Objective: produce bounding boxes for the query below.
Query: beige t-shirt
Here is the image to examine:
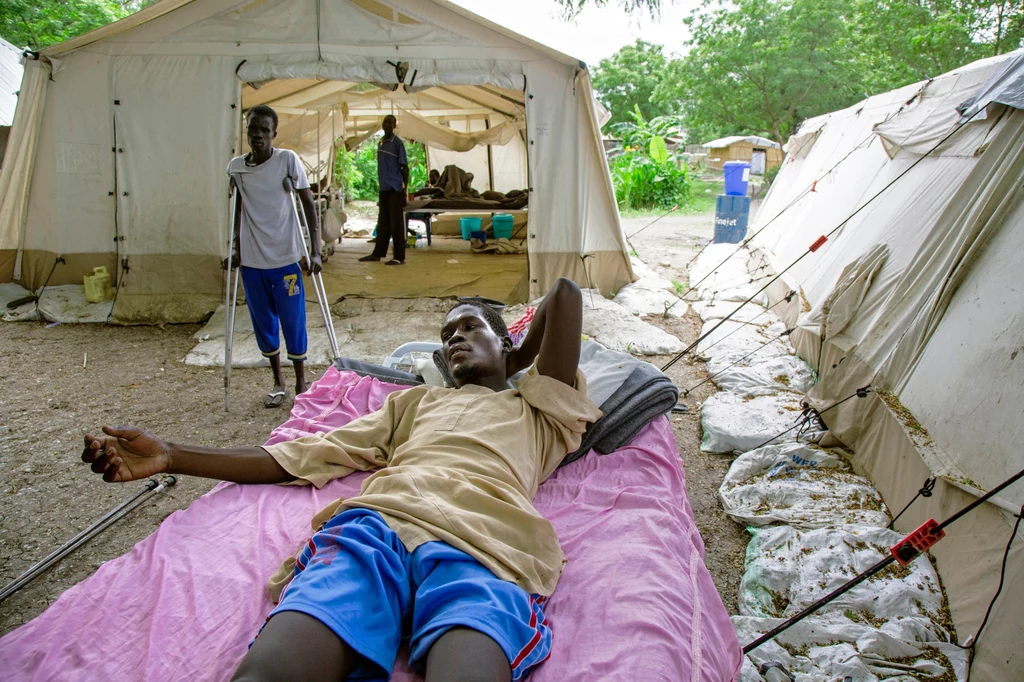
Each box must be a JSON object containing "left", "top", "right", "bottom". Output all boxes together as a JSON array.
[{"left": 264, "top": 368, "right": 601, "bottom": 600}]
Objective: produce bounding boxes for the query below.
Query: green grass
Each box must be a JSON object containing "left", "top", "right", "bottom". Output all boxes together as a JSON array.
[{"left": 618, "top": 177, "right": 725, "bottom": 219}]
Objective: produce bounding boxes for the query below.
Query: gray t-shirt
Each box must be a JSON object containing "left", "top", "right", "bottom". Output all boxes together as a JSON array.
[{"left": 227, "top": 148, "right": 310, "bottom": 270}]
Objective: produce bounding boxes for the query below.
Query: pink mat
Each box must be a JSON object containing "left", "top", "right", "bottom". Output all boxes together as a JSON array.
[{"left": 0, "top": 368, "right": 741, "bottom": 681}]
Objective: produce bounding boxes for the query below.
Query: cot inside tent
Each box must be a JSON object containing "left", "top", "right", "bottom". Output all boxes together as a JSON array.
[
  {"left": 0, "top": 0, "right": 633, "bottom": 323},
  {"left": 746, "top": 49, "right": 1024, "bottom": 679}
]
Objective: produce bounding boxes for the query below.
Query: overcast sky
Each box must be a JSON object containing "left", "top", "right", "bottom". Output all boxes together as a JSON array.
[{"left": 450, "top": 0, "right": 699, "bottom": 66}]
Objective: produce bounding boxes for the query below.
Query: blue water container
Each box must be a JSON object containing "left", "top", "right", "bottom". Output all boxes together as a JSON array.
[
  {"left": 723, "top": 161, "right": 751, "bottom": 196},
  {"left": 713, "top": 194, "right": 751, "bottom": 243}
]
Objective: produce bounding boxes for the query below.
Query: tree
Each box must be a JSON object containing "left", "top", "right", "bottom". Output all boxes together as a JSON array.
[
  {"left": 592, "top": 40, "right": 681, "bottom": 127},
  {"left": 670, "top": 0, "right": 862, "bottom": 148},
  {"left": 0, "top": 0, "right": 133, "bottom": 50},
  {"left": 555, "top": 0, "right": 664, "bottom": 18},
  {"left": 671, "top": 0, "right": 1023, "bottom": 147}
]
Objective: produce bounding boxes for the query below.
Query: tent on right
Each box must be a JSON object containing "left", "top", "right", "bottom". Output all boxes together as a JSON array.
[{"left": 747, "top": 49, "right": 1024, "bottom": 679}]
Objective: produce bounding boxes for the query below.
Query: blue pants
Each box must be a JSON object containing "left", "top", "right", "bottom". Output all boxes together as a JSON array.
[
  {"left": 240, "top": 263, "right": 307, "bottom": 361},
  {"left": 264, "top": 509, "right": 552, "bottom": 681}
]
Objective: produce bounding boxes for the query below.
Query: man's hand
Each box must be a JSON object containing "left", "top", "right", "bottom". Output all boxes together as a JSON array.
[
  {"left": 82, "top": 426, "right": 171, "bottom": 483},
  {"left": 222, "top": 251, "right": 240, "bottom": 270},
  {"left": 307, "top": 253, "right": 323, "bottom": 275}
]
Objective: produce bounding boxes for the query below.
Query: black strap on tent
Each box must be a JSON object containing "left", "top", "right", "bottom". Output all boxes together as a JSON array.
[
  {"left": 661, "top": 105, "right": 988, "bottom": 374},
  {"left": 743, "top": 465, "right": 1024, "bottom": 654},
  {"left": 887, "top": 477, "right": 937, "bottom": 529},
  {"left": 966, "top": 504, "right": 1023, "bottom": 650}
]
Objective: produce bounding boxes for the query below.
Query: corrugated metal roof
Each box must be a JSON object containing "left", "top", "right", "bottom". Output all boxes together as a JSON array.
[
  {"left": 702, "top": 135, "right": 780, "bottom": 149},
  {"left": 0, "top": 38, "right": 24, "bottom": 127}
]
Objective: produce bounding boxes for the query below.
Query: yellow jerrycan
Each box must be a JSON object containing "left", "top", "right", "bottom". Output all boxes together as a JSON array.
[{"left": 84, "top": 266, "right": 114, "bottom": 303}]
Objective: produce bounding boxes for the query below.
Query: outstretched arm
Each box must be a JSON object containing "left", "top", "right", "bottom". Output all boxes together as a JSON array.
[
  {"left": 82, "top": 426, "right": 293, "bottom": 484},
  {"left": 506, "top": 277, "right": 582, "bottom": 386}
]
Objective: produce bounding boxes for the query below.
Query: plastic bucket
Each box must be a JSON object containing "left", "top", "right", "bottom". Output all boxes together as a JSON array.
[
  {"left": 470, "top": 230, "right": 487, "bottom": 244},
  {"left": 723, "top": 161, "right": 751, "bottom": 196},
  {"left": 713, "top": 194, "right": 751, "bottom": 243},
  {"left": 491, "top": 214, "right": 514, "bottom": 239},
  {"left": 460, "top": 217, "right": 482, "bottom": 240}
]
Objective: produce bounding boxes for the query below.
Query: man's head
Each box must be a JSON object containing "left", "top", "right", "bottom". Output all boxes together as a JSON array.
[
  {"left": 382, "top": 114, "right": 397, "bottom": 137},
  {"left": 440, "top": 301, "right": 511, "bottom": 388},
  {"left": 246, "top": 105, "right": 278, "bottom": 155},
  {"left": 428, "top": 169, "right": 440, "bottom": 186}
]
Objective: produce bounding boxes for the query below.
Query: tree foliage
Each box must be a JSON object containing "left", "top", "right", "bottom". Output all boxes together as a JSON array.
[
  {"left": 592, "top": 40, "right": 681, "bottom": 126},
  {"left": 554, "top": 0, "right": 663, "bottom": 18},
  {"left": 0, "top": 0, "right": 136, "bottom": 50},
  {"left": 618, "top": 0, "right": 1024, "bottom": 147}
]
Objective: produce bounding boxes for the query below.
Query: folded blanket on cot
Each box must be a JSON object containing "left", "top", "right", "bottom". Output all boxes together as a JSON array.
[{"left": 0, "top": 368, "right": 740, "bottom": 681}]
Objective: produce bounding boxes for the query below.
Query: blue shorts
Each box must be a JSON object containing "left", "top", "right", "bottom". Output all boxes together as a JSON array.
[
  {"left": 263, "top": 509, "right": 552, "bottom": 681},
  {"left": 240, "top": 263, "right": 307, "bottom": 361}
]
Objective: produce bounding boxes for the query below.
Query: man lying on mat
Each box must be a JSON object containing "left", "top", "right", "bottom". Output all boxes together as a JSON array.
[{"left": 82, "top": 277, "right": 600, "bottom": 682}]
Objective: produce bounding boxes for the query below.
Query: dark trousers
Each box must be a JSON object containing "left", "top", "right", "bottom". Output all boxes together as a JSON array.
[{"left": 372, "top": 189, "right": 407, "bottom": 261}]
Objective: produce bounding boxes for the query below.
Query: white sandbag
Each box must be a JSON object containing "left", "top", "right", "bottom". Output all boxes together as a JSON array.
[
  {"left": 719, "top": 443, "right": 890, "bottom": 529},
  {"left": 612, "top": 257, "right": 687, "bottom": 318},
  {"left": 696, "top": 319, "right": 790, "bottom": 364},
  {"left": 693, "top": 300, "right": 777, "bottom": 324},
  {"left": 688, "top": 243, "right": 750, "bottom": 288},
  {"left": 733, "top": 524, "right": 965, "bottom": 681},
  {"left": 700, "top": 391, "right": 822, "bottom": 454},
  {"left": 579, "top": 289, "right": 685, "bottom": 356},
  {"left": 35, "top": 285, "right": 113, "bottom": 323},
  {"left": 733, "top": 613, "right": 967, "bottom": 682},
  {"left": 711, "top": 355, "right": 815, "bottom": 394},
  {"left": 0, "top": 282, "right": 33, "bottom": 311},
  {"left": 699, "top": 279, "right": 769, "bottom": 307},
  {"left": 739, "top": 525, "right": 946, "bottom": 625}
]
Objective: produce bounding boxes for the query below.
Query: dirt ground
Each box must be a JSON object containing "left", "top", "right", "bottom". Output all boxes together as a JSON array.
[{"left": 0, "top": 209, "right": 748, "bottom": 635}]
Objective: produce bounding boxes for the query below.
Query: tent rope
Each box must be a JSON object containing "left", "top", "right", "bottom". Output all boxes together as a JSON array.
[{"left": 887, "top": 477, "right": 937, "bottom": 529}]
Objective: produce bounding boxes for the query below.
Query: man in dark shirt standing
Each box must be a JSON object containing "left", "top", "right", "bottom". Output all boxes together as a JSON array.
[{"left": 360, "top": 115, "right": 409, "bottom": 265}]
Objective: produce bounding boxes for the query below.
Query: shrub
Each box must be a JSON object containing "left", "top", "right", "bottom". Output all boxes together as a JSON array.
[{"left": 610, "top": 149, "right": 691, "bottom": 211}]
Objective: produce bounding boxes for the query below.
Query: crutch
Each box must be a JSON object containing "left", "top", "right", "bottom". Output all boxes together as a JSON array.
[
  {"left": 224, "top": 179, "right": 242, "bottom": 411},
  {"left": 284, "top": 177, "right": 342, "bottom": 361},
  {"left": 0, "top": 476, "right": 177, "bottom": 603}
]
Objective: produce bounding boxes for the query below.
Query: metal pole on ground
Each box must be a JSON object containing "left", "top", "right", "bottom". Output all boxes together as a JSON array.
[{"left": 0, "top": 476, "right": 177, "bottom": 603}]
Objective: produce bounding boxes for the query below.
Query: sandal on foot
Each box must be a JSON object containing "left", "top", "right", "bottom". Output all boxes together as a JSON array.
[
  {"left": 359, "top": 255, "right": 381, "bottom": 262},
  {"left": 385, "top": 259, "right": 405, "bottom": 266},
  {"left": 264, "top": 390, "right": 288, "bottom": 408}
]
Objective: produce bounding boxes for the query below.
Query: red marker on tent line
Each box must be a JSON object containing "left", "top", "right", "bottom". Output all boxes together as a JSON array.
[
  {"left": 809, "top": 235, "right": 828, "bottom": 252},
  {"left": 890, "top": 519, "right": 945, "bottom": 566}
]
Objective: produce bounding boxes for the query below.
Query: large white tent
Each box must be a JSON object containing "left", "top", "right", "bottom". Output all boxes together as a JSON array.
[
  {"left": 0, "top": 0, "right": 633, "bottom": 322},
  {"left": 749, "top": 50, "right": 1024, "bottom": 679}
]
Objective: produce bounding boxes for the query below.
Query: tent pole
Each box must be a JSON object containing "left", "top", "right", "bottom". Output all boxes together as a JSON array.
[{"left": 485, "top": 117, "right": 495, "bottom": 191}]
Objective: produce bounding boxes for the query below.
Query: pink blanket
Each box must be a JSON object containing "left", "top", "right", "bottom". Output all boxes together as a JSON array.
[{"left": 0, "top": 368, "right": 741, "bottom": 681}]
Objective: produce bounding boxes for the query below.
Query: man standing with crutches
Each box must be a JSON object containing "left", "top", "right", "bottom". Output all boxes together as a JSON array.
[{"left": 225, "top": 104, "right": 321, "bottom": 408}]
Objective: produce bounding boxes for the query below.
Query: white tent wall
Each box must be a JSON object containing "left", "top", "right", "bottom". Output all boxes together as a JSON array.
[
  {"left": 427, "top": 117, "right": 492, "bottom": 190},
  {"left": 525, "top": 62, "right": 631, "bottom": 300},
  {"left": 1, "top": 0, "right": 633, "bottom": 321},
  {"left": 748, "top": 52, "right": 1024, "bottom": 678},
  {"left": 0, "top": 60, "right": 50, "bottom": 282}
]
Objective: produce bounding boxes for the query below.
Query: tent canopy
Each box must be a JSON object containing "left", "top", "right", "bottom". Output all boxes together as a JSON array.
[
  {"left": 702, "top": 135, "right": 780, "bottom": 149},
  {"left": 0, "top": 0, "right": 633, "bottom": 321},
  {"left": 748, "top": 48, "right": 1024, "bottom": 679}
]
